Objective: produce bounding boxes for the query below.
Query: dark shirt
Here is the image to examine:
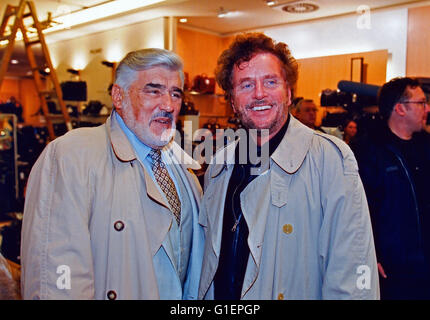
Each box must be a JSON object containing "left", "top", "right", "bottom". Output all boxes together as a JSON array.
[
  {"left": 389, "top": 131, "right": 430, "bottom": 260},
  {"left": 213, "top": 116, "right": 290, "bottom": 300},
  {"left": 354, "top": 125, "right": 430, "bottom": 299},
  {"left": 389, "top": 132, "right": 429, "bottom": 216}
]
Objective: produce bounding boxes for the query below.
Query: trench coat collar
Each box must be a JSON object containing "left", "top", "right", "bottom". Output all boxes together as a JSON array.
[
  {"left": 108, "top": 110, "right": 137, "bottom": 162},
  {"left": 108, "top": 110, "right": 201, "bottom": 170},
  {"left": 210, "top": 115, "right": 313, "bottom": 177},
  {"left": 107, "top": 110, "right": 200, "bottom": 214},
  {"left": 271, "top": 115, "right": 314, "bottom": 174}
]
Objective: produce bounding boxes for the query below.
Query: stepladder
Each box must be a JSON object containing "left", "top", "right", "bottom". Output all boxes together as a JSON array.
[{"left": 0, "top": 0, "right": 72, "bottom": 141}]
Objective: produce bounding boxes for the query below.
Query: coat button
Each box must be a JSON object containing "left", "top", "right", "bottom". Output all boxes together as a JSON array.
[
  {"left": 283, "top": 224, "right": 293, "bottom": 234},
  {"left": 278, "top": 293, "right": 284, "bottom": 300},
  {"left": 114, "top": 220, "right": 124, "bottom": 231},
  {"left": 107, "top": 290, "right": 117, "bottom": 300}
]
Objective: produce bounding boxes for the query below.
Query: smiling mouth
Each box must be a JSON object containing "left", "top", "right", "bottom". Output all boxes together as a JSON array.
[{"left": 250, "top": 105, "right": 272, "bottom": 111}]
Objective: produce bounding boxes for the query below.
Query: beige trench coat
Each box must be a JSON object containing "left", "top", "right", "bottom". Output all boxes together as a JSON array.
[
  {"left": 21, "top": 112, "right": 204, "bottom": 300},
  {"left": 198, "top": 116, "right": 379, "bottom": 300}
]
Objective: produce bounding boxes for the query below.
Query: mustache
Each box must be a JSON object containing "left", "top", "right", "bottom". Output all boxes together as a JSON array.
[{"left": 150, "top": 111, "right": 174, "bottom": 122}]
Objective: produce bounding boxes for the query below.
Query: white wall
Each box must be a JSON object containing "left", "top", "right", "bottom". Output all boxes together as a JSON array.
[
  {"left": 264, "top": 7, "right": 408, "bottom": 82},
  {"left": 47, "top": 17, "right": 167, "bottom": 106}
]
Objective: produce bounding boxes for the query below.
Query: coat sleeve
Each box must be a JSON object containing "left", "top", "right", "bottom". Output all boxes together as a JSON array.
[
  {"left": 317, "top": 137, "right": 379, "bottom": 299},
  {"left": 21, "top": 138, "right": 95, "bottom": 299}
]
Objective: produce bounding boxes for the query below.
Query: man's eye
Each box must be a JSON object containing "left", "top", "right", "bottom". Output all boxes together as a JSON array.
[
  {"left": 171, "top": 92, "right": 182, "bottom": 99},
  {"left": 144, "top": 89, "right": 161, "bottom": 95},
  {"left": 264, "top": 79, "right": 278, "bottom": 87},
  {"left": 240, "top": 82, "right": 254, "bottom": 90}
]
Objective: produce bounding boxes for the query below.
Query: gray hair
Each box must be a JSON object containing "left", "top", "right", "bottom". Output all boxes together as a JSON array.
[
  {"left": 114, "top": 48, "right": 184, "bottom": 90},
  {"left": 291, "top": 98, "right": 315, "bottom": 114}
]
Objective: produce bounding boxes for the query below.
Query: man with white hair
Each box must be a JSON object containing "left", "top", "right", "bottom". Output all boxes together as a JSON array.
[
  {"left": 21, "top": 48, "right": 204, "bottom": 300},
  {"left": 291, "top": 98, "right": 325, "bottom": 133}
]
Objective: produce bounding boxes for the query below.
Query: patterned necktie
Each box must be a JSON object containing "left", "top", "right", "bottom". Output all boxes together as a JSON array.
[{"left": 149, "top": 149, "right": 181, "bottom": 225}]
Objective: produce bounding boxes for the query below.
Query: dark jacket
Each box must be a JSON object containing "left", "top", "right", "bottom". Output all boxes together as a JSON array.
[{"left": 353, "top": 125, "right": 430, "bottom": 281}]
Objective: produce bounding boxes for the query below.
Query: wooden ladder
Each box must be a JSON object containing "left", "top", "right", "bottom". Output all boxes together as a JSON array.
[{"left": 0, "top": 0, "right": 72, "bottom": 140}]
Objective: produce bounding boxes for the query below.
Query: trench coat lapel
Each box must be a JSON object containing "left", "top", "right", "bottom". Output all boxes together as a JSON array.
[
  {"left": 142, "top": 168, "right": 173, "bottom": 257},
  {"left": 207, "top": 140, "right": 237, "bottom": 256},
  {"left": 108, "top": 111, "right": 173, "bottom": 257},
  {"left": 239, "top": 171, "right": 271, "bottom": 295},
  {"left": 168, "top": 141, "right": 202, "bottom": 209},
  {"left": 198, "top": 141, "right": 237, "bottom": 298},
  {"left": 271, "top": 115, "right": 314, "bottom": 174}
]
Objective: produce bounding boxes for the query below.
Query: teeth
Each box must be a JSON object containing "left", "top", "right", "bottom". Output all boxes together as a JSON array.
[{"left": 252, "top": 105, "right": 271, "bottom": 111}]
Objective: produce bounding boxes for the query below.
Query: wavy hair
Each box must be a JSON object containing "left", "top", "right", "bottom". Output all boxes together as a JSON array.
[
  {"left": 215, "top": 32, "right": 298, "bottom": 101},
  {"left": 114, "top": 48, "right": 184, "bottom": 90}
]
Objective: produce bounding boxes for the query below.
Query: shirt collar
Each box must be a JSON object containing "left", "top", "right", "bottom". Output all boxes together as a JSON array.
[
  {"left": 210, "top": 115, "right": 314, "bottom": 177},
  {"left": 109, "top": 110, "right": 137, "bottom": 162}
]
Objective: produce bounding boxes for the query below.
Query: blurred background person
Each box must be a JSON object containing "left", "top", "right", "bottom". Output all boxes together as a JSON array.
[
  {"left": 354, "top": 77, "right": 430, "bottom": 300},
  {"left": 343, "top": 119, "right": 358, "bottom": 145},
  {"left": 291, "top": 98, "right": 325, "bottom": 133}
]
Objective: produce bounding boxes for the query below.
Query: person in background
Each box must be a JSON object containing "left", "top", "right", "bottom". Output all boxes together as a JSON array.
[
  {"left": 343, "top": 119, "right": 358, "bottom": 145},
  {"left": 21, "top": 48, "right": 204, "bottom": 300},
  {"left": 0, "top": 252, "right": 19, "bottom": 299},
  {"left": 354, "top": 77, "right": 430, "bottom": 299},
  {"left": 291, "top": 98, "right": 325, "bottom": 133},
  {"left": 198, "top": 32, "right": 379, "bottom": 300}
]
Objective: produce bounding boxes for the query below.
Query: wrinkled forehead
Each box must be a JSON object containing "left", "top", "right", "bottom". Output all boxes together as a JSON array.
[
  {"left": 131, "top": 67, "right": 182, "bottom": 88},
  {"left": 233, "top": 52, "right": 285, "bottom": 81}
]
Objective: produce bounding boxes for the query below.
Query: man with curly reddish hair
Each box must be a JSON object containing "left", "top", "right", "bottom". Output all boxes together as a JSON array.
[{"left": 198, "top": 33, "right": 379, "bottom": 300}]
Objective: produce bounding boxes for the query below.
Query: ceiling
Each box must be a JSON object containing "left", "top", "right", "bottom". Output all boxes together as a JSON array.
[{"left": 1, "top": 0, "right": 429, "bottom": 77}]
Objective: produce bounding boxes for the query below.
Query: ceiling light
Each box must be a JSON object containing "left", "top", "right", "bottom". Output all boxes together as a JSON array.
[
  {"left": 282, "top": 2, "right": 319, "bottom": 13},
  {"left": 179, "top": 18, "right": 187, "bottom": 23},
  {"left": 11, "top": 59, "right": 19, "bottom": 64},
  {"left": 266, "top": 0, "right": 276, "bottom": 6},
  {"left": 45, "top": 0, "right": 166, "bottom": 32}
]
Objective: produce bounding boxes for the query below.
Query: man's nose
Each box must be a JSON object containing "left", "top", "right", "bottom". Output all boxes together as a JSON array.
[
  {"left": 159, "top": 94, "right": 174, "bottom": 112},
  {"left": 253, "top": 81, "right": 267, "bottom": 100}
]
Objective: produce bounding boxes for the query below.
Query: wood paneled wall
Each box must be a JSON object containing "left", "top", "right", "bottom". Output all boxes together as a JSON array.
[
  {"left": 296, "top": 50, "right": 388, "bottom": 103},
  {"left": 177, "top": 27, "right": 233, "bottom": 95},
  {"left": 296, "top": 50, "right": 388, "bottom": 125},
  {"left": 407, "top": 6, "right": 430, "bottom": 77},
  {"left": 0, "top": 78, "right": 40, "bottom": 124},
  {"left": 177, "top": 26, "right": 388, "bottom": 127},
  {"left": 177, "top": 27, "right": 234, "bottom": 127}
]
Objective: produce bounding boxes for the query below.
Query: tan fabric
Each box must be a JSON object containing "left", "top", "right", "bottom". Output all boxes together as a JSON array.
[
  {"left": 21, "top": 112, "right": 204, "bottom": 300},
  {"left": 199, "top": 116, "right": 379, "bottom": 300}
]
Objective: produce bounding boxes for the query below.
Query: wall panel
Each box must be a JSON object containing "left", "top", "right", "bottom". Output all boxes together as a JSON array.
[{"left": 406, "top": 6, "right": 430, "bottom": 77}]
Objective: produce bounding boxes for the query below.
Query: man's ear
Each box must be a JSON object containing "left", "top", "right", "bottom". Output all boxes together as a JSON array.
[
  {"left": 286, "top": 86, "right": 292, "bottom": 106},
  {"left": 111, "top": 84, "right": 125, "bottom": 111},
  {"left": 394, "top": 102, "right": 407, "bottom": 116},
  {"left": 230, "top": 97, "right": 236, "bottom": 114}
]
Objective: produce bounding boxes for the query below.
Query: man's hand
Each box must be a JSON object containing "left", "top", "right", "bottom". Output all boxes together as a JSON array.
[{"left": 377, "top": 263, "right": 387, "bottom": 278}]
